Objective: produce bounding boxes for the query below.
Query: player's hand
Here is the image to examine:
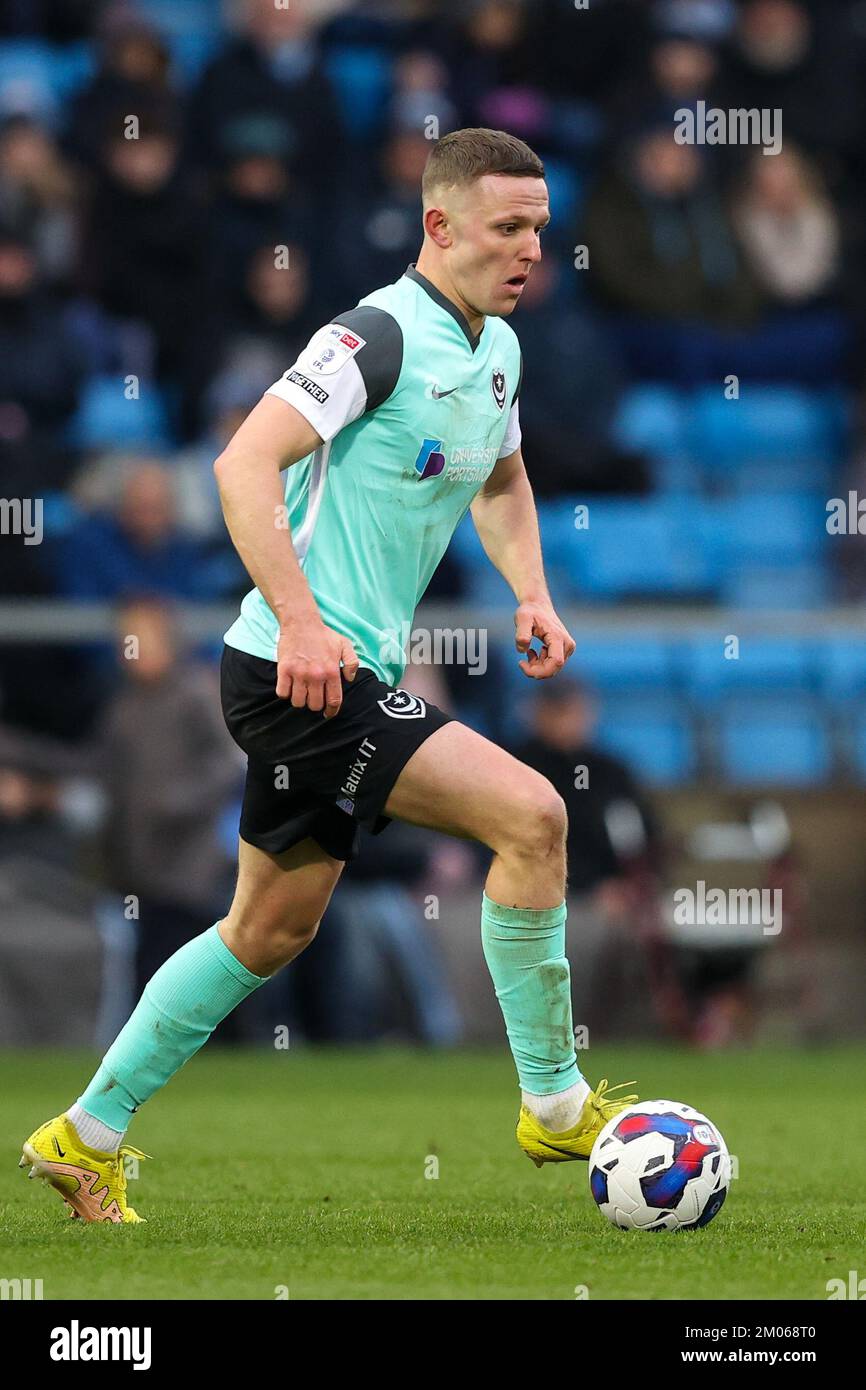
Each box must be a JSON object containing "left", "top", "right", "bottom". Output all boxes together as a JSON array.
[
  {"left": 514, "top": 599, "right": 576, "bottom": 679},
  {"left": 276, "top": 618, "right": 359, "bottom": 718}
]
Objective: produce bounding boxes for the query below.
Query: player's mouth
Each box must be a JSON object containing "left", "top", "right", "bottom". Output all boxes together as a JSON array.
[{"left": 504, "top": 273, "right": 529, "bottom": 293}]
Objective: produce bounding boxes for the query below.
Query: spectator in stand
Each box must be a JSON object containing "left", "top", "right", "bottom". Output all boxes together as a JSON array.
[
  {"left": 216, "top": 238, "right": 320, "bottom": 371},
  {"left": 508, "top": 677, "right": 677, "bottom": 1040},
  {"left": 65, "top": 16, "right": 178, "bottom": 173},
  {"left": 330, "top": 120, "right": 432, "bottom": 305},
  {"left": 583, "top": 126, "right": 762, "bottom": 328},
  {"left": 172, "top": 348, "right": 288, "bottom": 558},
  {"left": 731, "top": 144, "right": 841, "bottom": 308},
  {"left": 187, "top": 0, "right": 343, "bottom": 206},
  {"left": 58, "top": 460, "right": 219, "bottom": 601},
  {"left": 0, "top": 224, "right": 84, "bottom": 484},
  {"left": 204, "top": 115, "right": 319, "bottom": 329},
  {"left": 0, "top": 116, "right": 79, "bottom": 287},
  {"left": 79, "top": 106, "right": 211, "bottom": 436},
  {"left": 720, "top": 0, "right": 864, "bottom": 176},
  {"left": 607, "top": 24, "right": 726, "bottom": 150},
  {"left": 95, "top": 598, "right": 241, "bottom": 1003}
]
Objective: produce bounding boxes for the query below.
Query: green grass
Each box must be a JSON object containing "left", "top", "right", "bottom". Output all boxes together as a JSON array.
[{"left": 1, "top": 1044, "right": 864, "bottom": 1300}]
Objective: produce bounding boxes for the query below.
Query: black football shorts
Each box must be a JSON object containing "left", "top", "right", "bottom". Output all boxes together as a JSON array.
[{"left": 220, "top": 644, "right": 453, "bottom": 861}]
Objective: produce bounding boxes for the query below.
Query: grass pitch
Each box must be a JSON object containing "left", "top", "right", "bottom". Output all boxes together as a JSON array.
[{"left": 2, "top": 1044, "right": 864, "bottom": 1300}]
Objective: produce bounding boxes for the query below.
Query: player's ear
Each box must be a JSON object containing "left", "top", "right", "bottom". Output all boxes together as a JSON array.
[{"left": 423, "top": 203, "right": 451, "bottom": 248}]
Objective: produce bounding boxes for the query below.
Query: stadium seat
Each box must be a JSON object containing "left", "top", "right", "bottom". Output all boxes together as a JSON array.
[
  {"left": 685, "top": 384, "right": 847, "bottom": 471},
  {"left": 818, "top": 637, "right": 866, "bottom": 705},
  {"left": 67, "top": 375, "right": 172, "bottom": 450},
  {"left": 0, "top": 39, "right": 92, "bottom": 121},
  {"left": 323, "top": 45, "right": 393, "bottom": 138},
  {"left": 717, "top": 697, "right": 831, "bottom": 785},
  {"left": 595, "top": 695, "right": 696, "bottom": 786},
  {"left": 719, "top": 564, "right": 832, "bottom": 609},
  {"left": 565, "top": 498, "right": 712, "bottom": 599},
  {"left": 555, "top": 634, "right": 673, "bottom": 690},
  {"left": 677, "top": 635, "right": 816, "bottom": 703},
  {"left": 612, "top": 385, "right": 687, "bottom": 460}
]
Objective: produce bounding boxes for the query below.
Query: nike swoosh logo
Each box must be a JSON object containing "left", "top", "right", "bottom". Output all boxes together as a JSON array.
[
  {"left": 432, "top": 385, "right": 458, "bottom": 399},
  {"left": 54, "top": 1137, "right": 66, "bottom": 1157}
]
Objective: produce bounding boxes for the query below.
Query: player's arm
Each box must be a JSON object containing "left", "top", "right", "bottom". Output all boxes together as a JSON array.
[
  {"left": 215, "top": 308, "right": 403, "bottom": 716},
  {"left": 214, "top": 393, "right": 359, "bottom": 717},
  {"left": 470, "top": 441, "right": 576, "bottom": 680}
]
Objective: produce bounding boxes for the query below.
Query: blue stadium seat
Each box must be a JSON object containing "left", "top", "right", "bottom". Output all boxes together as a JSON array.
[
  {"left": 67, "top": 376, "right": 172, "bottom": 450},
  {"left": 719, "top": 565, "right": 832, "bottom": 609},
  {"left": 595, "top": 696, "right": 696, "bottom": 786},
  {"left": 717, "top": 698, "right": 831, "bottom": 784},
  {"left": 612, "top": 385, "right": 687, "bottom": 460},
  {"left": 818, "top": 638, "right": 866, "bottom": 705},
  {"left": 540, "top": 156, "right": 581, "bottom": 229},
  {"left": 685, "top": 384, "right": 847, "bottom": 471},
  {"left": 566, "top": 498, "right": 712, "bottom": 599},
  {"left": 677, "top": 636, "right": 815, "bottom": 703},
  {"left": 323, "top": 46, "right": 392, "bottom": 138},
  {"left": 559, "top": 634, "right": 673, "bottom": 690},
  {"left": 0, "top": 40, "right": 92, "bottom": 121}
]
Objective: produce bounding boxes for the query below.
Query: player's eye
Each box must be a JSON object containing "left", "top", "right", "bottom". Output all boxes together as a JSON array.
[{"left": 499, "top": 224, "right": 517, "bottom": 234}]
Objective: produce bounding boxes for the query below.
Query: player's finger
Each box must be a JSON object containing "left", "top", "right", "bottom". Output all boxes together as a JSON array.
[
  {"left": 514, "top": 610, "right": 534, "bottom": 652},
  {"left": 340, "top": 641, "right": 360, "bottom": 682},
  {"left": 303, "top": 668, "right": 327, "bottom": 713},
  {"left": 290, "top": 676, "right": 311, "bottom": 709},
  {"left": 546, "top": 635, "right": 566, "bottom": 669},
  {"left": 323, "top": 669, "right": 343, "bottom": 719},
  {"left": 276, "top": 665, "right": 293, "bottom": 700}
]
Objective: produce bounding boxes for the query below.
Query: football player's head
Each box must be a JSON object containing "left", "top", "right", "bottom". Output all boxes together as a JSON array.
[{"left": 419, "top": 127, "right": 549, "bottom": 322}]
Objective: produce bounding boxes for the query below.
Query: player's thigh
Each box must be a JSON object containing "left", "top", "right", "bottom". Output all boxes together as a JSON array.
[
  {"left": 227, "top": 834, "right": 345, "bottom": 937},
  {"left": 383, "top": 721, "right": 565, "bottom": 851}
]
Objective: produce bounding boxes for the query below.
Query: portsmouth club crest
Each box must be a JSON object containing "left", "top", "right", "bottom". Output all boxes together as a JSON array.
[{"left": 491, "top": 367, "right": 506, "bottom": 411}]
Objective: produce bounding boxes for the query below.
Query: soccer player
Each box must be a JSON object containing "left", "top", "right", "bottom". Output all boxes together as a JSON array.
[{"left": 21, "top": 128, "right": 637, "bottom": 1222}]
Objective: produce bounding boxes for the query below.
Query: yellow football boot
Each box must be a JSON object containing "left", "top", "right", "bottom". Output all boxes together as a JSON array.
[
  {"left": 517, "top": 1078, "right": 639, "bottom": 1166},
  {"left": 20, "top": 1113, "right": 150, "bottom": 1223}
]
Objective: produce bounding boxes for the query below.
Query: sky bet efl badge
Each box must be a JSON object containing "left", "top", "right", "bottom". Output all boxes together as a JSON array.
[
  {"left": 305, "top": 323, "right": 367, "bottom": 374},
  {"left": 491, "top": 367, "right": 506, "bottom": 410}
]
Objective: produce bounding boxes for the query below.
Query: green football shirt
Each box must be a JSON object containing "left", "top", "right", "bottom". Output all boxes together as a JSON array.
[{"left": 224, "top": 263, "right": 523, "bottom": 686}]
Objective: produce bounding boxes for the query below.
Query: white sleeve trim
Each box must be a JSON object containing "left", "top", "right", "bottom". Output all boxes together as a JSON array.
[
  {"left": 497, "top": 399, "right": 521, "bottom": 459},
  {"left": 266, "top": 324, "right": 369, "bottom": 443}
]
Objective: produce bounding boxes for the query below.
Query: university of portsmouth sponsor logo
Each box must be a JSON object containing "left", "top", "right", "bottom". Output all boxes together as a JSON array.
[
  {"left": 337, "top": 737, "right": 378, "bottom": 809},
  {"left": 377, "top": 690, "right": 427, "bottom": 720},
  {"left": 414, "top": 437, "right": 446, "bottom": 480},
  {"left": 286, "top": 370, "right": 329, "bottom": 403},
  {"left": 491, "top": 367, "right": 506, "bottom": 410},
  {"left": 306, "top": 323, "right": 366, "bottom": 374}
]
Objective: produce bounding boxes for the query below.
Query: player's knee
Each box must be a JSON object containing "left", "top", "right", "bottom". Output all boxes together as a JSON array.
[
  {"left": 502, "top": 780, "right": 567, "bottom": 859},
  {"left": 226, "top": 903, "right": 321, "bottom": 968}
]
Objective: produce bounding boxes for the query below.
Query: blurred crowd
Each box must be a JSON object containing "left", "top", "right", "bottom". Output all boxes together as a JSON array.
[
  {"left": 0, "top": 1, "right": 864, "bottom": 614},
  {"left": 0, "top": 0, "right": 854, "bottom": 1046}
]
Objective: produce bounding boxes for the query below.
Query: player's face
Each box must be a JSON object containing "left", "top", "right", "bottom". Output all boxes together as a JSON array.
[{"left": 449, "top": 175, "right": 550, "bottom": 318}]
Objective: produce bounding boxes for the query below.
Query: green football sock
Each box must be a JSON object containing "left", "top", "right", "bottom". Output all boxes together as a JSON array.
[
  {"left": 77, "top": 923, "right": 267, "bottom": 1132},
  {"left": 480, "top": 891, "right": 581, "bottom": 1095}
]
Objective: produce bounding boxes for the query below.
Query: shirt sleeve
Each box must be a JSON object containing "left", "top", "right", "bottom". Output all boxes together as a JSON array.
[
  {"left": 265, "top": 305, "right": 403, "bottom": 443},
  {"left": 498, "top": 399, "right": 522, "bottom": 458}
]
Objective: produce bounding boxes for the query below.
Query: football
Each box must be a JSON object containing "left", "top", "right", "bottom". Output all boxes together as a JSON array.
[{"left": 588, "top": 1100, "right": 731, "bottom": 1232}]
